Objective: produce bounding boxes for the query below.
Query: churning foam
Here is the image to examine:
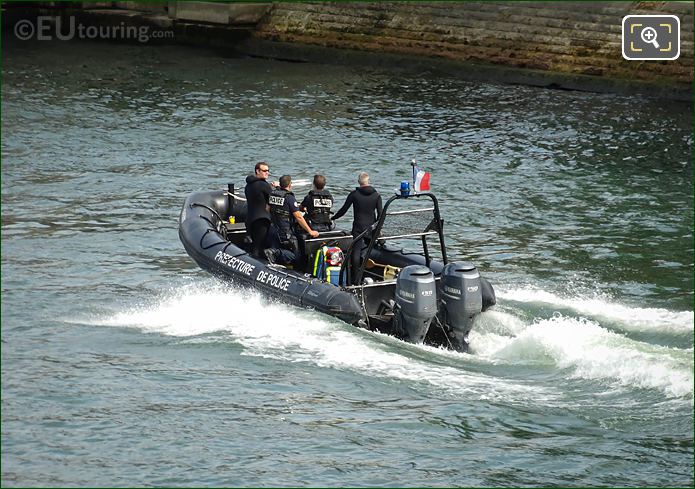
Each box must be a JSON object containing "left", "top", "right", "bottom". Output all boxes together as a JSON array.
[
  {"left": 88, "top": 282, "right": 553, "bottom": 403},
  {"left": 497, "top": 286, "right": 693, "bottom": 334},
  {"left": 472, "top": 314, "right": 693, "bottom": 399},
  {"left": 84, "top": 282, "right": 692, "bottom": 401}
]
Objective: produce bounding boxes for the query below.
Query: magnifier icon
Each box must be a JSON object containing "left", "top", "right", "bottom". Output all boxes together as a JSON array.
[{"left": 640, "top": 27, "right": 660, "bottom": 48}]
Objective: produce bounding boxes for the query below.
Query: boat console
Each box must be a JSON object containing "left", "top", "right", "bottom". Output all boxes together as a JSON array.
[{"left": 302, "top": 230, "right": 353, "bottom": 274}]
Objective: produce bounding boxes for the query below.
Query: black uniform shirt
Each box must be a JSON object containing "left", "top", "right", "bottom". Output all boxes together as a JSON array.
[
  {"left": 332, "top": 185, "right": 383, "bottom": 237},
  {"left": 244, "top": 175, "right": 272, "bottom": 225},
  {"left": 273, "top": 190, "right": 301, "bottom": 237}
]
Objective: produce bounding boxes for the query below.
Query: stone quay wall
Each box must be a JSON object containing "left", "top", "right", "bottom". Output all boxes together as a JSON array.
[
  {"left": 77, "top": 1, "right": 694, "bottom": 90},
  {"left": 252, "top": 1, "right": 692, "bottom": 85}
]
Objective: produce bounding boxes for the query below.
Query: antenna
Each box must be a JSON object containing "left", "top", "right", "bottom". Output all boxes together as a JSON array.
[{"left": 411, "top": 159, "right": 417, "bottom": 186}]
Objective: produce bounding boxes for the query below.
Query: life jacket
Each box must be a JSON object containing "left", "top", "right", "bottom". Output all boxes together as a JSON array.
[
  {"left": 305, "top": 189, "right": 333, "bottom": 225},
  {"left": 269, "top": 188, "right": 294, "bottom": 240},
  {"left": 313, "top": 245, "right": 344, "bottom": 286}
]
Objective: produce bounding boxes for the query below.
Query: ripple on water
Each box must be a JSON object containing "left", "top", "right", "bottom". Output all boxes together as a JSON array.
[{"left": 2, "top": 39, "right": 693, "bottom": 487}]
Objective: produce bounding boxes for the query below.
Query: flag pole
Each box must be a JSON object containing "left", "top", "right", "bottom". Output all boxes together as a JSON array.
[{"left": 411, "top": 159, "right": 417, "bottom": 193}]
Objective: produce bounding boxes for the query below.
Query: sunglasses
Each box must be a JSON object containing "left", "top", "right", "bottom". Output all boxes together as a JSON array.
[{"left": 259, "top": 168, "right": 270, "bottom": 173}]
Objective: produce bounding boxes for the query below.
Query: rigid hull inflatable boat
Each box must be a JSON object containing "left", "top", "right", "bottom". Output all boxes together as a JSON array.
[{"left": 179, "top": 186, "right": 495, "bottom": 352}]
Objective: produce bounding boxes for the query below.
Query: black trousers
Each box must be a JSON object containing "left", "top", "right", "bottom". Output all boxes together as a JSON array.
[
  {"left": 248, "top": 218, "right": 270, "bottom": 257},
  {"left": 349, "top": 238, "right": 369, "bottom": 285}
]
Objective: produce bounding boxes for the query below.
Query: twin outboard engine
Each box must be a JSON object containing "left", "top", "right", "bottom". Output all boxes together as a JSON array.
[
  {"left": 440, "top": 261, "right": 485, "bottom": 351},
  {"left": 393, "top": 265, "right": 437, "bottom": 343}
]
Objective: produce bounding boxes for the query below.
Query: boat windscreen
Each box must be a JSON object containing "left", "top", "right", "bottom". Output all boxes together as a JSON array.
[{"left": 377, "top": 196, "right": 444, "bottom": 262}]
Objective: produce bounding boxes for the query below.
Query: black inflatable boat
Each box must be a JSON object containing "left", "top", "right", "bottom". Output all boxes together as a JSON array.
[{"left": 179, "top": 185, "right": 495, "bottom": 352}]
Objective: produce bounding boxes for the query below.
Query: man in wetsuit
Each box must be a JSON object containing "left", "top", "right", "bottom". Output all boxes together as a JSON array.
[
  {"left": 244, "top": 161, "right": 274, "bottom": 258},
  {"left": 331, "top": 171, "right": 383, "bottom": 284},
  {"left": 265, "top": 175, "right": 319, "bottom": 266},
  {"left": 300, "top": 174, "right": 335, "bottom": 232}
]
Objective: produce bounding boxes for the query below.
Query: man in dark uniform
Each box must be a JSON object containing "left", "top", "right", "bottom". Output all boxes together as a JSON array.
[
  {"left": 266, "top": 175, "right": 319, "bottom": 266},
  {"left": 300, "top": 174, "right": 335, "bottom": 232},
  {"left": 244, "top": 161, "right": 274, "bottom": 258},
  {"left": 332, "top": 172, "right": 383, "bottom": 284}
]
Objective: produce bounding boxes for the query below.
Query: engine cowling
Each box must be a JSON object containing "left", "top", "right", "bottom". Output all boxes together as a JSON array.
[
  {"left": 394, "top": 265, "right": 437, "bottom": 344},
  {"left": 440, "top": 261, "right": 483, "bottom": 351}
]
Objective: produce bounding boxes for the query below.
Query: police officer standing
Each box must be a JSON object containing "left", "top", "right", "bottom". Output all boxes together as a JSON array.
[
  {"left": 244, "top": 161, "right": 274, "bottom": 258},
  {"left": 332, "top": 171, "right": 382, "bottom": 241},
  {"left": 266, "top": 175, "right": 319, "bottom": 266},
  {"left": 300, "top": 174, "right": 335, "bottom": 232},
  {"left": 331, "top": 171, "right": 383, "bottom": 284}
]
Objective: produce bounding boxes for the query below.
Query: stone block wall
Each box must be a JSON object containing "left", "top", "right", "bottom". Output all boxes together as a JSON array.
[
  {"left": 253, "top": 1, "right": 693, "bottom": 84},
  {"left": 84, "top": 1, "right": 271, "bottom": 25}
]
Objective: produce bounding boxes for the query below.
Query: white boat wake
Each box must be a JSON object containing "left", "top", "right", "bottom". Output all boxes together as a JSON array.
[{"left": 77, "top": 280, "right": 693, "bottom": 402}]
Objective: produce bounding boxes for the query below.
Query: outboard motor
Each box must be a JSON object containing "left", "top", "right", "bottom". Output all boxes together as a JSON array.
[
  {"left": 480, "top": 276, "right": 496, "bottom": 311},
  {"left": 393, "top": 265, "right": 437, "bottom": 344},
  {"left": 440, "top": 261, "right": 483, "bottom": 351}
]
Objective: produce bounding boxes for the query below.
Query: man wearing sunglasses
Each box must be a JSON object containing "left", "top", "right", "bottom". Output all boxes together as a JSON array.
[{"left": 244, "top": 161, "right": 274, "bottom": 258}]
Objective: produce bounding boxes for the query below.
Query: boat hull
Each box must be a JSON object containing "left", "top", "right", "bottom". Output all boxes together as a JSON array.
[{"left": 179, "top": 191, "right": 365, "bottom": 325}]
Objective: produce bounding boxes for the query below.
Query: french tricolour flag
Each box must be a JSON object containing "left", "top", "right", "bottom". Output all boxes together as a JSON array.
[{"left": 414, "top": 166, "right": 431, "bottom": 193}]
